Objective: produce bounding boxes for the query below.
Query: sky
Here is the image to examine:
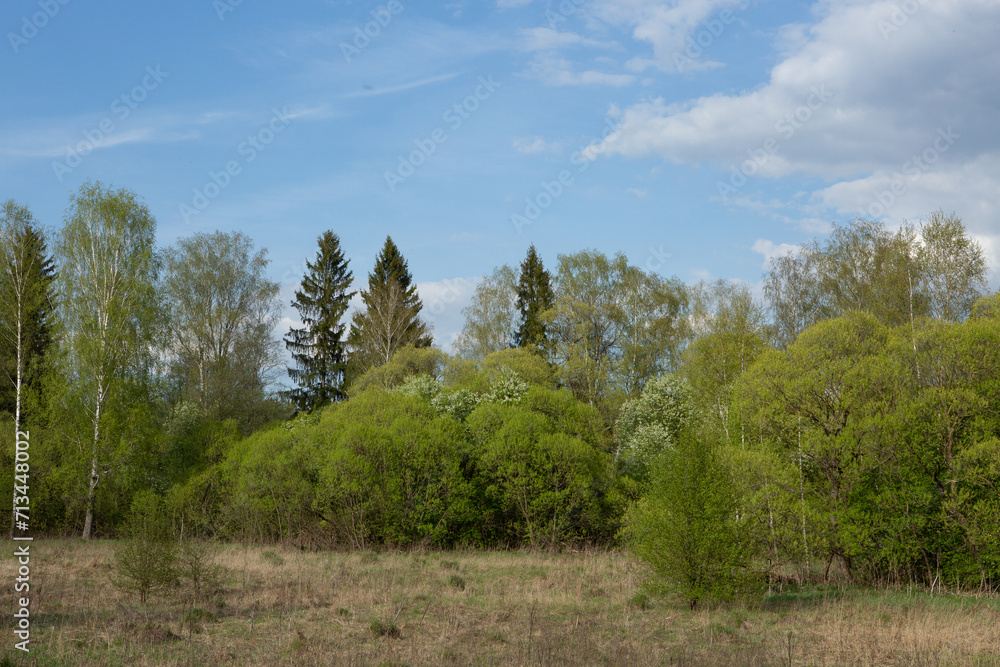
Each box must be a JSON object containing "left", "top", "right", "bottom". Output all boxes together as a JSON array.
[{"left": 3, "top": 0, "right": 999, "bottom": 361}]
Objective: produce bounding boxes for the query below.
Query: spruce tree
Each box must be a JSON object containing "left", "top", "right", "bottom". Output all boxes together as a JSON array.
[
  {"left": 0, "top": 200, "right": 56, "bottom": 430},
  {"left": 348, "top": 236, "right": 431, "bottom": 375},
  {"left": 514, "top": 245, "right": 554, "bottom": 351},
  {"left": 284, "top": 231, "right": 355, "bottom": 412}
]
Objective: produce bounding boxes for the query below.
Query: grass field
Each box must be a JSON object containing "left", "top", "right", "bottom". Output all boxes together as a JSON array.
[{"left": 3, "top": 540, "right": 1000, "bottom": 666}]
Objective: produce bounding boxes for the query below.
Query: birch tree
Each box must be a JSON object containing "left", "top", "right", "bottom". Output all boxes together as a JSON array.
[
  {"left": 0, "top": 200, "right": 55, "bottom": 432},
  {"left": 57, "top": 182, "right": 159, "bottom": 540},
  {"left": 162, "top": 231, "right": 282, "bottom": 428},
  {"left": 1, "top": 200, "right": 55, "bottom": 537}
]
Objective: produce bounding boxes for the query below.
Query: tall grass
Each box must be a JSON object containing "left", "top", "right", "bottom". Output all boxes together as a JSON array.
[{"left": 2, "top": 540, "right": 999, "bottom": 665}]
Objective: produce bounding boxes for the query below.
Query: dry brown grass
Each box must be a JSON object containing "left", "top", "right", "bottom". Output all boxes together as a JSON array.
[{"left": 3, "top": 539, "right": 1000, "bottom": 666}]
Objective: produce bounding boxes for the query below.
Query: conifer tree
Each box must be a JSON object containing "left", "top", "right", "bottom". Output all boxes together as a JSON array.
[
  {"left": 348, "top": 236, "right": 431, "bottom": 375},
  {"left": 285, "top": 231, "right": 355, "bottom": 412},
  {"left": 514, "top": 245, "right": 554, "bottom": 351},
  {"left": 0, "top": 200, "right": 55, "bottom": 431}
]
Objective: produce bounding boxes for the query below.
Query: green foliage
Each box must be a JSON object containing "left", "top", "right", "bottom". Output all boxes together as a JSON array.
[
  {"left": 445, "top": 347, "right": 556, "bottom": 394},
  {"left": 175, "top": 539, "right": 222, "bottom": 601},
  {"left": 481, "top": 348, "right": 556, "bottom": 389},
  {"left": 485, "top": 368, "right": 529, "bottom": 405},
  {"left": 467, "top": 399, "right": 608, "bottom": 548},
  {"left": 763, "top": 216, "right": 988, "bottom": 347},
  {"left": 0, "top": 200, "right": 55, "bottom": 429},
  {"left": 430, "top": 388, "right": 481, "bottom": 422},
  {"left": 681, "top": 280, "right": 769, "bottom": 440},
  {"left": 309, "top": 390, "right": 474, "bottom": 548},
  {"left": 971, "top": 291, "right": 1000, "bottom": 320},
  {"left": 57, "top": 180, "right": 161, "bottom": 539},
  {"left": 454, "top": 264, "right": 518, "bottom": 359},
  {"left": 732, "top": 310, "right": 1000, "bottom": 588},
  {"left": 624, "top": 427, "right": 757, "bottom": 609},
  {"left": 112, "top": 492, "right": 177, "bottom": 603},
  {"left": 161, "top": 230, "right": 284, "bottom": 434},
  {"left": 616, "top": 375, "right": 695, "bottom": 484},
  {"left": 514, "top": 245, "right": 555, "bottom": 351},
  {"left": 547, "top": 249, "right": 688, "bottom": 417},
  {"left": 285, "top": 230, "right": 356, "bottom": 411},
  {"left": 348, "top": 345, "right": 444, "bottom": 395},
  {"left": 348, "top": 236, "right": 431, "bottom": 376},
  {"left": 918, "top": 211, "right": 987, "bottom": 323}
]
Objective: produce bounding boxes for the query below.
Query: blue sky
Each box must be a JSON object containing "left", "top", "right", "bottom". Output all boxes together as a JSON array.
[{"left": 3, "top": 0, "right": 999, "bottom": 352}]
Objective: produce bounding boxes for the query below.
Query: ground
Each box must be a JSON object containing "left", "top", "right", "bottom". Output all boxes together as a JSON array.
[{"left": 3, "top": 540, "right": 1000, "bottom": 665}]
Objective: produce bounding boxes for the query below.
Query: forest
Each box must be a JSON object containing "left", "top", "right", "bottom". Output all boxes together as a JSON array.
[{"left": 2, "top": 180, "right": 999, "bottom": 609}]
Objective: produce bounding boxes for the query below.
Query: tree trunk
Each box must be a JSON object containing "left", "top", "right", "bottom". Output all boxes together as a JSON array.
[
  {"left": 9, "top": 313, "right": 23, "bottom": 538},
  {"left": 82, "top": 385, "right": 103, "bottom": 540}
]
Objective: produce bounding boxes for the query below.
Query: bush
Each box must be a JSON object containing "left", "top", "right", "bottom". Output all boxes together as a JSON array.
[
  {"left": 112, "top": 492, "right": 177, "bottom": 603},
  {"left": 175, "top": 539, "right": 223, "bottom": 601},
  {"left": 624, "top": 427, "right": 760, "bottom": 609}
]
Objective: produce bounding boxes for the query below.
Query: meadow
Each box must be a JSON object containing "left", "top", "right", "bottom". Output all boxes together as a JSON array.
[{"left": 3, "top": 540, "right": 1000, "bottom": 666}]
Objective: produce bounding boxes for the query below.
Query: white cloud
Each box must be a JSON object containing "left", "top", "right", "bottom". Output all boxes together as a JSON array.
[
  {"left": 340, "top": 73, "right": 460, "bottom": 98},
  {"left": 590, "top": 0, "right": 746, "bottom": 73},
  {"left": 589, "top": 1, "right": 1000, "bottom": 175},
  {"left": 524, "top": 53, "right": 636, "bottom": 86},
  {"left": 417, "top": 277, "right": 480, "bottom": 352},
  {"left": 513, "top": 136, "right": 558, "bottom": 154},
  {"left": 519, "top": 27, "right": 621, "bottom": 52},
  {"left": 751, "top": 239, "right": 799, "bottom": 268},
  {"left": 584, "top": 0, "right": 1000, "bottom": 265}
]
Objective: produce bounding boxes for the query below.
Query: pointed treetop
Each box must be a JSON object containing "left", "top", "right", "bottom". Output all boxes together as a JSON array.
[
  {"left": 370, "top": 236, "right": 413, "bottom": 292},
  {"left": 515, "top": 244, "right": 555, "bottom": 350}
]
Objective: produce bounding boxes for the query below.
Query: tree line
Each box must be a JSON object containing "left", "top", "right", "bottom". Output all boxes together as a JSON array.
[
  {"left": 3, "top": 182, "right": 999, "bottom": 604},
  {"left": 0, "top": 181, "right": 434, "bottom": 539}
]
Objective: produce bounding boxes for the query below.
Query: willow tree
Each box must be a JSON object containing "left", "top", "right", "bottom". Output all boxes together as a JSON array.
[{"left": 57, "top": 182, "right": 159, "bottom": 540}]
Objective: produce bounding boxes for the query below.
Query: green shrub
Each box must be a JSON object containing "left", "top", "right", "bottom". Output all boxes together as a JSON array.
[
  {"left": 624, "top": 427, "right": 760, "bottom": 609},
  {"left": 112, "top": 492, "right": 177, "bottom": 603}
]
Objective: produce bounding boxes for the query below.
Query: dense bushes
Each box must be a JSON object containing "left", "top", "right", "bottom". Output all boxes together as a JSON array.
[{"left": 173, "top": 353, "right": 617, "bottom": 549}]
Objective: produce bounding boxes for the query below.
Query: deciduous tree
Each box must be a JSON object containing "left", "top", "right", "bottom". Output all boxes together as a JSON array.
[
  {"left": 57, "top": 181, "right": 160, "bottom": 540},
  {"left": 161, "top": 231, "right": 282, "bottom": 432},
  {"left": 918, "top": 211, "right": 987, "bottom": 323},
  {"left": 0, "top": 200, "right": 55, "bottom": 431},
  {"left": 454, "top": 264, "right": 517, "bottom": 359}
]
